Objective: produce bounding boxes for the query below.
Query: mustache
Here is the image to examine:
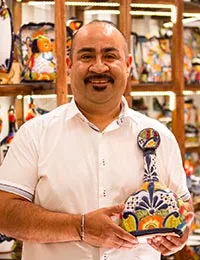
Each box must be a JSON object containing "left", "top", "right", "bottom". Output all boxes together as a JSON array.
[{"left": 84, "top": 74, "right": 114, "bottom": 84}]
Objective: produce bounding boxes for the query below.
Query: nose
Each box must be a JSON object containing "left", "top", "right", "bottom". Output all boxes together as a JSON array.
[{"left": 88, "top": 57, "right": 109, "bottom": 74}]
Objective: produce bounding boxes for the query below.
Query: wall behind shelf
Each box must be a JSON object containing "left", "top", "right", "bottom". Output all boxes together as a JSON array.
[{"left": 21, "top": 4, "right": 77, "bottom": 24}]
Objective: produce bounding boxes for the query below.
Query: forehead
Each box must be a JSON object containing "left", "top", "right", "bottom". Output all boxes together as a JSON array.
[{"left": 72, "top": 23, "right": 126, "bottom": 52}]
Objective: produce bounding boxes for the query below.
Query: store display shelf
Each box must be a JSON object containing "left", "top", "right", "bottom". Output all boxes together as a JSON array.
[
  {"left": 185, "top": 84, "right": 200, "bottom": 92},
  {"left": 185, "top": 146, "right": 200, "bottom": 153},
  {"left": 131, "top": 82, "right": 174, "bottom": 92},
  {"left": 184, "top": 1, "right": 200, "bottom": 13},
  {"left": 130, "top": 0, "right": 175, "bottom": 4},
  {"left": 0, "top": 83, "right": 56, "bottom": 96}
]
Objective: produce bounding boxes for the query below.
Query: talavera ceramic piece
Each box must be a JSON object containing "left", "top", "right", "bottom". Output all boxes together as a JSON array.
[
  {"left": 0, "top": 234, "right": 16, "bottom": 253},
  {"left": 17, "top": 22, "right": 56, "bottom": 82},
  {"left": 17, "top": 18, "right": 83, "bottom": 82},
  {"left": 0, "top": 0, "right": 14, "bottom": 73},
  {"left": 121, "top": 128, "right": 193, "bottom": 239}
]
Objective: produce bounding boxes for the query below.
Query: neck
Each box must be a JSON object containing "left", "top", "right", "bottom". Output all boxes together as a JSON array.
[{"left": 76, "top": 102, "right": 121, "bottom": 131}]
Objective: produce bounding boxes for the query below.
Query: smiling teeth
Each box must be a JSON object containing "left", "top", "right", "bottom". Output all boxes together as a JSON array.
[{"left": 91, "top": 80, "right": 107, "bottom": 83}]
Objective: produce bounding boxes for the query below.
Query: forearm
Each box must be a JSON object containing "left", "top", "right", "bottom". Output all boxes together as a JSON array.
[{"left": 0, "top": 195, "right": 81, "bottom": 243}]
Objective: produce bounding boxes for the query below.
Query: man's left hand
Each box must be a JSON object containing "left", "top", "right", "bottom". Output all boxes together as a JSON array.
[{"left": 147, "top": 225, "right": 190, "bottom": 256}]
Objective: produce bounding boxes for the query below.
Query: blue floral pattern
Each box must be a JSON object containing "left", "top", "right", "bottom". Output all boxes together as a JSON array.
[{"left": 121, "top": 128, "right": 193, "bottom": 237}]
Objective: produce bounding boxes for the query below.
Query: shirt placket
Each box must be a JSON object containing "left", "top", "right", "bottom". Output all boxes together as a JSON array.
[
  {"left": 98, "top": 132, "right": 111, "bottom": 260},
  {"left": 98, "top": 132, "right": 109, "bottom": 208}
]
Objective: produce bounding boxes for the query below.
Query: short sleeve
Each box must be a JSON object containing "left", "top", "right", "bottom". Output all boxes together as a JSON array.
[
  {"left": 165, "top": 132, "right": 191, "bottom": 202},
  {"left": 0, "top": 123, "right": 39, "bottom": 201}
]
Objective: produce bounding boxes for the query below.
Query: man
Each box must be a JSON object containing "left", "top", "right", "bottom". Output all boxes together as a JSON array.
[{"left": 0, "top": 20, "right": 193, "bottom": 260}]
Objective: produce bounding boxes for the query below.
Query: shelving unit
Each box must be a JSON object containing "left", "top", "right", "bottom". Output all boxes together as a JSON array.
[
  {"left": 132, "top": 82, "right": 174, "bottom": 92},
  {"left": 185, "top": 146, "right": 200, "bottom": 154},
  {"left": 0, "top": 83, "right": 56, "bottom": 96},
  {"left": 1, "top": 1, "right": 200, "bottom": 260}
]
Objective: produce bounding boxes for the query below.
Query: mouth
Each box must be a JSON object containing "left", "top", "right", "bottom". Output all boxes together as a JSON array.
[
  {"left": 84, "top": 75, "right": 114, "bottom": 86},
  {"left": 93, "top": 85, "right": 107, "bottom": 91}
]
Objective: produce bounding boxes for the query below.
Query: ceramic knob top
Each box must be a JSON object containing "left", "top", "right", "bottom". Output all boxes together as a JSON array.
[{"left": 137, "top": 128, "right": 161, "bottom": 151}]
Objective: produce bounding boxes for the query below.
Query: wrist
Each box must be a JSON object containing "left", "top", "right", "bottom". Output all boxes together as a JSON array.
[
  {"left": 81, "top": 214, "right": 85, "bottom": 241},
  {"left": 72, "top": 214, "right": 82, "bottom": 241}
]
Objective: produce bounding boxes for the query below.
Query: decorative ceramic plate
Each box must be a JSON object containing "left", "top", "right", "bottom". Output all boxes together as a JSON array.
[
  {"left": 0, "top": 1, "right": 14, "bottom": 73},
  {"left": 17, "top": 22, "right": 56, "bottom": 82},
  {"left": 17, "top": 18, "right": 83, "bottom": 82}
]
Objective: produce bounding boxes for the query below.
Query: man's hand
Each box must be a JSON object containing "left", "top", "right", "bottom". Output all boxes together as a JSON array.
[
  {"left": 147, "top": 225, "right": 190, "bottom": 256},
  {"left": 83, "top": 204, "right": 138, "bottom": 249}
]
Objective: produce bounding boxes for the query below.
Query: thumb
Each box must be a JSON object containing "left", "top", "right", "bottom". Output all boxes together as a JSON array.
[{"left": 106, "top": 203, "right": 125, "bottom": 216}]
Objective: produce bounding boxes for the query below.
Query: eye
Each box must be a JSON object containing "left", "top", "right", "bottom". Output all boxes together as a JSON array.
[
  {"left": 80, "top": 54, "right": 93, "bottom": 61},
  {"left": 104, "top": 53, "right": 117, "bottom": 61}
]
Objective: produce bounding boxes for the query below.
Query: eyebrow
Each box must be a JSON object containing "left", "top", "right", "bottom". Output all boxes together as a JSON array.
[{"left": 77, "top": 47, "right": 119, "bottom": 54}]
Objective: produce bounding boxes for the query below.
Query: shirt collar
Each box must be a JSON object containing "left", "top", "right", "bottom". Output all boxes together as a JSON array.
[
  {"left": 118, "top": 96, "right": 140, "bottom": 125},
  {"left": 65, "top": 98, "right": 82, "bottom": 121},
  {"left": 65, "top": 96, "right": 139, "bottom": 125}
]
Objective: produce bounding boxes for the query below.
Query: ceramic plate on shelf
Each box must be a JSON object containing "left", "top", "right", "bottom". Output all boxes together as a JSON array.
[
  {"left": 0, "top": 1, "right": 14, "bottom": 73},
  {"left": 17, "top": 22, "right": 56, "bottom": 82},
  {"left": 17, "top": 18, "right": 83, "bottom": 82}
]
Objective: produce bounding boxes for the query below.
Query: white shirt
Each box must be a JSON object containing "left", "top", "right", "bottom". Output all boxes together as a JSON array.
[{"left": 0, "top": 97, "right": 190, "bottom": 260}]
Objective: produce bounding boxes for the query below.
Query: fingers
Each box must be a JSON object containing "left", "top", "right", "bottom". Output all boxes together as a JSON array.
[
  {"left": 147, "top": 228, "right": 190, "bottom": 256},
  {"left": 83, "top": 204, "right": 139, "bottom": 249},
  {"left": 113, "top": 236, "right": 138, "bottom": 249},
  {"left": 147, "top": 238, "right": 172, "bottom": 256},
  {"left": 105, "top": 203, "right": 125, "bottom": 216},
  {"left": 147, "top": 236, "right": 179, "bottom": 256},
  {"left": 104, "top": 229, "right": 138, "bottom": 249},
  {"left": 166, "top": 226, "right": 190, "bottom": 246},
  {"left": 186, "top": 212, "right": 194, "bottom": 226},
  {"left": 114, "top": 224, "right": 138, "bottom": 245}
]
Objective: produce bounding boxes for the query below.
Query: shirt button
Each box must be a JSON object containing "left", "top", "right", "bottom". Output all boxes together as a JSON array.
[
  {"left": 102, "top": 159, "right": 106, "bottom": 166},
  {"left": 103, "top": 189, "right": 106, "bottom": 197}
]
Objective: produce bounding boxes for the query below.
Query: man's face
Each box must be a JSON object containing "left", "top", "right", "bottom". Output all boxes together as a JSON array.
[{"left": 68, "top": 22, "right": 132, "bottom": 110}]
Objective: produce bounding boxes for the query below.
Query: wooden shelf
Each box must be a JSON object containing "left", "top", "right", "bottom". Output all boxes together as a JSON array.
[
  {"left": 130, "top": 82, "right": 200, "bottom": 92},
  {"left": 3, "top": 82, "right": 198, "bottom": 96},
  {"left": 184, "top": 2, "right": 200, "bottom": 13},
  {"left": 131, "top": 82, "right": 174, "bottom": 92},
  {"left": 185, "top": 146, "right": 200, "bottom": 153},
  {"left": 130, "top": 0, "right": 175, "bottom": 4},
  {"left": 0, "top": 83, "right": 56, "bottom": 96},
  {"left": 185, "top": 84, "right": 200, "bottom": 92}
]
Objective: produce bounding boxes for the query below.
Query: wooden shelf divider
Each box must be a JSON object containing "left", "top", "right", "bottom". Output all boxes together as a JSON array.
[{"left": 185, "top": 146, "right": 200, "bottom": 154}]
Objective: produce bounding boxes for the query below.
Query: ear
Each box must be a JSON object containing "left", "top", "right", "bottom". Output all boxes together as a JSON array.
[
  {"left": 66, "top": 56, "right": 72, "bottom": 69},
  {"left": 126, "top": 54, "right": 132, "bottom": 74}
]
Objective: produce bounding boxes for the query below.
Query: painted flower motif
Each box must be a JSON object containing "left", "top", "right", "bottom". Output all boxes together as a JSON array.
[
  {"left": 135, "top": 182, "right": 169, "bottom": 214},
  {"left": 139, "top": 215, "right": 163, "bottom": 230},
  {"left": 121, "top": 128, "right": 192, "bottom": 237},
  {"left": 164, "top": 213, "right": 181, "bottom": 228},
  {"left": 122, "top": 214, "right": 137, "bottom": 232}
]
